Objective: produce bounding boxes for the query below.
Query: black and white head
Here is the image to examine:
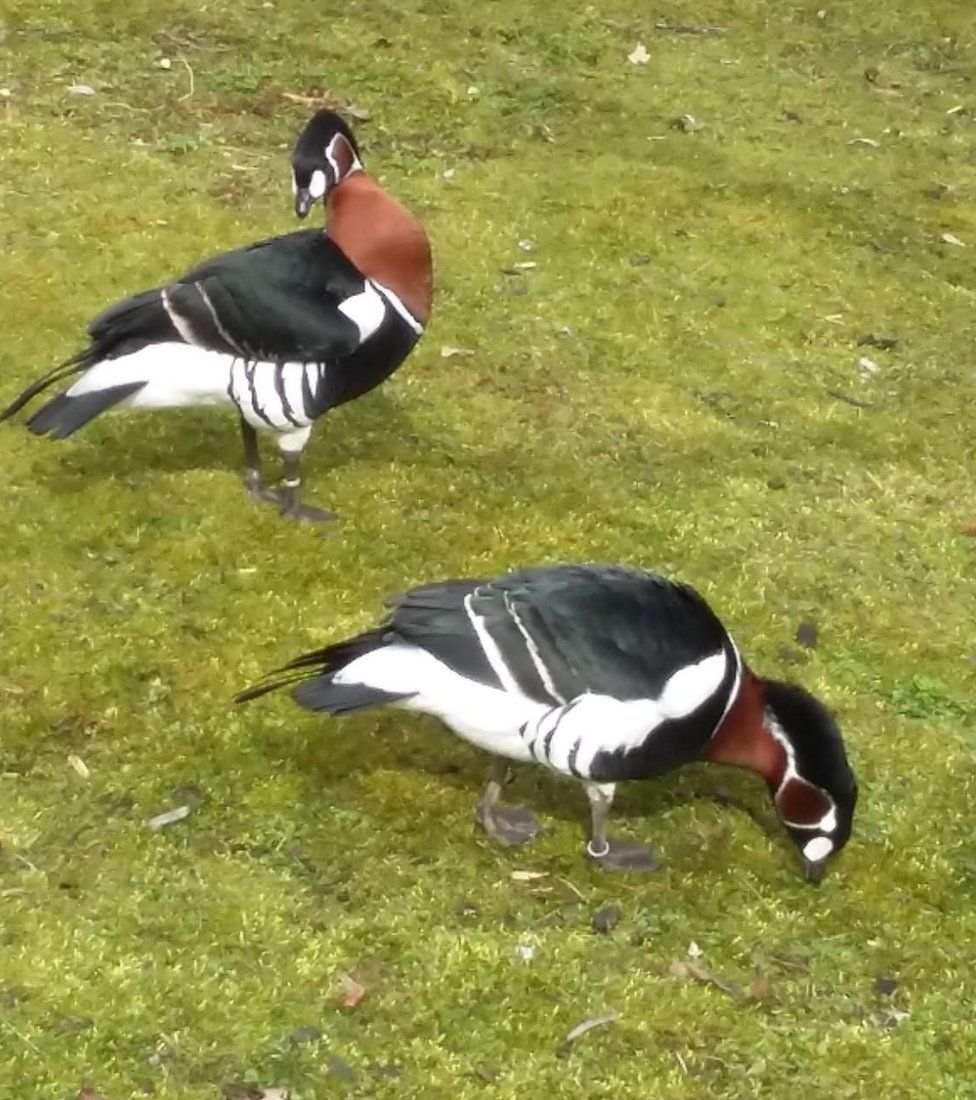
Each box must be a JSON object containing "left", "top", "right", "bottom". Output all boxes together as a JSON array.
[
  {"left": 762, "top": 681, "right": 858, "bottom": 883},
  {"left": 291, "top": 109, "right": 363, "bottom": 218}
]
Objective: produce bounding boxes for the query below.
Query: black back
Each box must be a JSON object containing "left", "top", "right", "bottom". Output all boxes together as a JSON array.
[
  {"left": 82, "top": 231, "right": 364, "bottom": 365},
  {"left": 386, "top": 565, "right": 735, "bottom": 705}
]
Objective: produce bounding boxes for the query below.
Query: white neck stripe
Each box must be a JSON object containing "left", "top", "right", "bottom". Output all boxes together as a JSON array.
[
  {"left": 370, "top": 280, "right": 423, "bottom": 335},
  {"left": 766, "top": 711, "right": 839, "bottom": 833}
]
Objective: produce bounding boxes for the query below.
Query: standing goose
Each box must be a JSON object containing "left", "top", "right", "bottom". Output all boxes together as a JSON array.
[
  {"left": 0, "top": 110, "right": 432, "bottom": 522},
  {"left": 237, "top": 564, "right": 858, "bottom": 881}
]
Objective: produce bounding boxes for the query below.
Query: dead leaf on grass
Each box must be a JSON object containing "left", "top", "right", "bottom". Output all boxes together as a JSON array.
[
  {"left": 280, "top": 91, "right": 371, "bottom": 120},
  {"left": 749, "top": 973, "right": 770, "bottom": 1000},
  {"left": 440, "top": 345, "right": 475, "bottom": 359},
  {"left": 338, "top": 973, "right": 367, "bottom": 1011},
  {"left": 222, "top": 1086, "right": 290, "bottom": 1100},
  {"left": 627, "top": 43, "right": 650, "bottom": 65},
  {"left": 561, "top": 1012, "right": 619, "bottom": 1050},
  {"left": 668, "top": 959, "right": 742, "bottom": 999},
  {"left": 671, "top": 114, "right": 705, "bottom": 133},
  {"left": 511, "top": 870, "right": 548, "bottom": 881},
  {"left": 68, "top": 754, "right": 90, "bottom": 779},
  {"left": 146, "top": 805, "right": 191, "bottom": 830}
]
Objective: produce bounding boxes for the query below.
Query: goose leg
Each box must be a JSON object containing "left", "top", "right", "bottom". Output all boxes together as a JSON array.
[
  {"left": 584, "top": 781, "right": 659, "bottom": 872},
  {"left": 274, "top": 449, "right": 337, "bottom": 524},
  {"left": 241, "top": 417, "right": 280, "bottom": 506},
  {"left": 476, "top": 760, "right": 543, "bottom": 847},
  {"left": 241, "top": 419, "right": 335, "bottom": 523}
]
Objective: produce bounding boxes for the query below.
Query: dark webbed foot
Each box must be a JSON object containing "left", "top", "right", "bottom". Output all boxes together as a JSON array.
[
  {"left": 476, "top": 801, "right": 543, "bottom": 847},
  {"left": 586, "top": 838, "right": 660, "bottom": 872},
  {"left": 244, "top": 471, "right": 281, "bottom": 507},
  {"left": 244, "top": 475, "right": 336, "bottom": 524},
  {"left": 241, "top": 418, "right": 335, "bottom": 523},
  {"left": 276, "top": 494, "right": 338, "bottom": 524}
]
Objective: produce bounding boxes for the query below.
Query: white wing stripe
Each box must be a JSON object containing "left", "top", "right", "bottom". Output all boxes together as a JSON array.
[
  {"left": 161, "top": 288, "right": 196, "bottom": 343},
  {"left": 463, "top": 594, "right": 522, "bottom": 695},
  {"left": 502, "top": 593, "right": 565, "bottom": 704},
  {"left": 195, "top": 282, "right": 244, "bottom": 354}
]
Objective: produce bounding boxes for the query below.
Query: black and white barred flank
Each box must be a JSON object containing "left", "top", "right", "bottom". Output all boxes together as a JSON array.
[
  {"left": 1, "top": 230, "right": 422, "bottom": 442},
  {"left": 238, "top": 564, "right": 743, "bottom": 784}
]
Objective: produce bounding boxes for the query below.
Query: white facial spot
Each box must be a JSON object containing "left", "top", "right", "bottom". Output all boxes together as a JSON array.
[
  {"left": 803, "top": 836, "right": 833, "bottom": 863},
  {"left": 308, "top": 169, "right": 327, "bottom": 199}
]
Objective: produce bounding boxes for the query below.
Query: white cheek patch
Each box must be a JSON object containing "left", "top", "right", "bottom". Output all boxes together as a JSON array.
[
  {"left": 308, "top": 169, "right": 327, "bottom": 199},
  {"left": 803, "top": 836, "right": 834, "bottom": 863}
]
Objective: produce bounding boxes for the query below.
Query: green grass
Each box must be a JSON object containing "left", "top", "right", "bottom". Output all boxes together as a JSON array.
[{"left": 2, "top": 0, "right": 975, "bottom": 1096}]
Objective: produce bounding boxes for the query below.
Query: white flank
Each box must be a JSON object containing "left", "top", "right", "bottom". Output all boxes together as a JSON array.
[
  {"left": 67, "top": 344, "right": 321, "bottom": 433},
  {"left": 276, "top": 425, "right": 312, "bottom": 455},
  {"left": 160, "top": 288, "right": 197, "bottom": 343},
  {"left": 523, "top": 654, "right": 727, "bottom": 779},
  {"left": 337, "top": 283, "right": 386, "bottom": 343},
  {"left": 67, "top": 343, "right": 234, "bottom": 407},
  {"left": 657, "top": 651, "right": 727, "bottom": 718},
  {"left": 372, "top": 280, "right": 423, "bottom": 335},
  {"left": 526, "top": 694, "right": 669, "bottom": 778},
  {"left": 502, "top": 593, "right": 565, "bottom": 704},
  {"left": 803, "top": 836, "right": 834, "bottom": 863},
  {"left": 334, "top": 643, "right": 541, "bottom": 761},
  {"left": 281, "top": 362, "right": 311, "bottom": 421}
]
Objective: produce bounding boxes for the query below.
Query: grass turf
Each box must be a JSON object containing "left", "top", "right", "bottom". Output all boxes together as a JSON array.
[{"left": 1, "top": 0, "right": 975, "bottom": 1096}]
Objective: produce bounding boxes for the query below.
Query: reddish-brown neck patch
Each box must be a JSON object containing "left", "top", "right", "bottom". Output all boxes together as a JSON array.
[
  {"left": 326, "top": 173, "right": 433, "bottom": 325},
  {"left": 702, "top": 671, "right": 786, "bottom": 789}
]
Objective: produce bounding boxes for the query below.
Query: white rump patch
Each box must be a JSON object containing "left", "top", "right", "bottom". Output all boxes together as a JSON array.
[
  {"left": 334, "top": 643, "right": 542, "bottom": 762},
  {"left": 337, "top": 283, "right": 386, "bottom": 343},
  {"left": 803, "top": 836, "right": 833, "bottom": 863},
  {"left": 67, "top": 342, "right": 236, "bottom": 408}
]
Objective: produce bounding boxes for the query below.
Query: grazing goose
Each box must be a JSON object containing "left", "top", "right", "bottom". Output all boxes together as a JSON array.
[
  {"left": 1, "top": 110, "right": 433, "bottom": 522},
  {"left": 237, "top": 564, "right": 857, "bottom": 881}
]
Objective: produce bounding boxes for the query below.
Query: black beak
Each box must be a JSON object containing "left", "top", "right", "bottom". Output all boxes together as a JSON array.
[
  {"left": 295, "top": 189, "right": 312, "bottom": 219},
  {"left": 803, "top": 858, "right": 827, "bottom": 885}
]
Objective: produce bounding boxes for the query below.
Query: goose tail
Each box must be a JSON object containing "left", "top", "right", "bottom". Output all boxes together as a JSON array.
[{"left": 235, "top": 628, "right": 414, "bottom": 714}]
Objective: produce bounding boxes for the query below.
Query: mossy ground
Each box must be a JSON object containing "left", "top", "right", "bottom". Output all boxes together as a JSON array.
[{"left": 1, "top": 1, "right": 975, "bottom": 1097}]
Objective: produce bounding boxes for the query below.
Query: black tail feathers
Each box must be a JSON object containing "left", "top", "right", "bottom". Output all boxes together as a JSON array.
[
  {"left": 0, "top": 349, "right": 93, "bottom": 423},
  {"left": 234, "top": 628, "right": 412, "bottom": 715},
  {"left": 26, "top": 381, "right": 145, "bottom": 439},
  {"left": 2, "top": 286, "right": 175, "bottom": 431}
]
